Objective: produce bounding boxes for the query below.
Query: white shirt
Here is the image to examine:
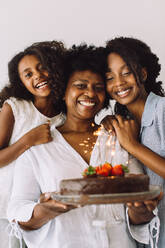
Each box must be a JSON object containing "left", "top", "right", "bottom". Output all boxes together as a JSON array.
[{"left": 7, "top": 127, "right": 156, "bottom": 248}]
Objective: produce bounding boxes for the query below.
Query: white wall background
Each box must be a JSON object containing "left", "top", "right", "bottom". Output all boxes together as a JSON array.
[{"left": 0, "top": 0, "right": 165, "bottom": 91}]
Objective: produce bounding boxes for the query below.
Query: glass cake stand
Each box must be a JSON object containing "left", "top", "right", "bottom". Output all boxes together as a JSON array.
[{"left": 50, "top": 185, "right": 161, "bottom": 205}]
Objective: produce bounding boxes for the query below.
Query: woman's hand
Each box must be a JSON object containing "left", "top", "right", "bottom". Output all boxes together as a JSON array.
[
  {"left": 110, "top": 115, "right": 140, "bottom": 152},
  {"left": 101, "top": 115, "right": 116, "bottom": 135},
  {"left": 22, "top": 122, "right": 53, "bottom": 148},
  {"left": 19, "top": 192, "right": 77, "bottom": 230},
  {"left": 39, "top": 192, "right": 77, "bottom": 216},
  {"left": 127, "top": 192, "right": 163, "bottom": 225},
  {"left": 39, "top": 192, "right": 72, "bottom": 215}
]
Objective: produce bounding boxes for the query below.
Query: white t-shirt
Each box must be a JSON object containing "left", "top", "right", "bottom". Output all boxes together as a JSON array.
[{"left": 7, "top": 127, "right": 154, "bottom": 248}]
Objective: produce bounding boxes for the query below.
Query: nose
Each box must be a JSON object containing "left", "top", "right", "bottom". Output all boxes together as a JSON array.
[
  {"left": 114, "top": 75, "right": 125, "bottom": 86},
  {"left": 85, "top": 86, "right": 96, "bottom": 97},
  {"left": 34, "top": 70, "right": 41, "bottom": 81}
]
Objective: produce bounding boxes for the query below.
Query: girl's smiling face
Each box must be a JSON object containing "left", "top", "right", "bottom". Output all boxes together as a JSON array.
[
  {"left": 106, "top": 53, "right": 147, "bottom": 107},
  {"left": 18, "top": 55, "right": 51, "bottom": 99},
  {"left": 64, "top": 70, "right": 105, "bottom": 120}
]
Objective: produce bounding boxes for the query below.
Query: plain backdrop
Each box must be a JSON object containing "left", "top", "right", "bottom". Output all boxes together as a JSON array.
[{"left": 0, "top": 0, "right": 165, "bottom": 91}]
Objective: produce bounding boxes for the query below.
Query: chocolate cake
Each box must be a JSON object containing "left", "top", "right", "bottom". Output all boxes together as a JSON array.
[{"left": 60, "top": 174, "right": 149, "bottom": 195}]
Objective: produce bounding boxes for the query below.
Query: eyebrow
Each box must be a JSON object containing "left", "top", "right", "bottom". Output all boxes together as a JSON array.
[
  {"left": 22, "top": 68, "right": 31, "bottom": 74},
  {"left": 72, "top": 79, "right": 88, "bottom": 83},
  {"left": 72, "top": 79, "right": 104, "bottom": 84}
]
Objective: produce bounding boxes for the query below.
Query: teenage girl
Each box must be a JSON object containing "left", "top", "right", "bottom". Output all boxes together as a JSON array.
[
  {"left": 103, "top": 37, "right": 165, "bottom": 248},
  {"left": 0, "top": 41, "right": 66, "bottom": 248}
]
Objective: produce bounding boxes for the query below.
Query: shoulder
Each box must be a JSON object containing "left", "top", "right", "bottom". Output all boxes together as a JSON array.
[
  {"left": 5, "top": 97, "right": 33, "bottom": 118},
  {"left": 146, "top": 93, "right": 165, "bottom": 115},
  {"left": 0, "top": 101, "right": 14, "bottom": 120},
  {"left": 156, "top": 95, "right": 165, "bottom": 107},
  {"left": 5, "top": 97, "right": 31, "bottom": 108},
  {"left": 154, "top": 95, "right": 165, "bottom": 116}
]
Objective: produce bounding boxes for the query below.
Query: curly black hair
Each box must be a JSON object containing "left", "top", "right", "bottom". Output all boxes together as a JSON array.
[
  {"left": 0, "top": 41, "right": 66, "bottom": 111},
  {"left": 105, "top": 37, "right": 165, "bottom": 118},
  {"left": 61, "top": 43, "right": 110, "bottom": 113}
]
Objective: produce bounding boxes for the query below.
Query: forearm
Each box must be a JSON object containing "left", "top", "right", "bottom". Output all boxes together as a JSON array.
[
  {"left": 125, "top": 141, "right": 165, "bottom": 178},
  {"left": 18, "top": 203, "right": 56, "bottom": 231},
  {"left": 18, "top": 199, "right": 71, "bottom": 231},
  {"left": 0, "top": 136, "right": 31, "bottom": 167}
]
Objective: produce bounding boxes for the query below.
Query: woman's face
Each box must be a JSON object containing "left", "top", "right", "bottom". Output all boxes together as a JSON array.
[
  {"left": 64, "top": 70, "right": 105, "bottom": 120},
  {"left": 106, "top": 53, "right": 146, "bottom": 107},
  {"left": 18, "top": 55, "right": 51, "bottom": 99}
]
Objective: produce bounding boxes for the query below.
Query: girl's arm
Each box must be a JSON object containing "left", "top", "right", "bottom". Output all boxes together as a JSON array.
[
  {"left": 111, "top": 115, "right": 165, "bottom": 178},
  {"left": 0, "top": 103, "right": 52, "bottom": 167}
]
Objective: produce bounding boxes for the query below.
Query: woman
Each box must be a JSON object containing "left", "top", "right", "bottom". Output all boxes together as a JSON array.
[
  {"left": 103, "top": 36, "right": 164, "bottom": 247},
  {"left": 7, "top": 44, "right": 158, "bottom": 248}
]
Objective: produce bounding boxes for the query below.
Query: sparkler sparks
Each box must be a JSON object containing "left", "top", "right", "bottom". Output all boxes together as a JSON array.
[
  {"left": 78, "top": 125, "right": 102, "bottom": 155},
  {"left": 78, "top": 125, "right": 129, "bottom": 169}
]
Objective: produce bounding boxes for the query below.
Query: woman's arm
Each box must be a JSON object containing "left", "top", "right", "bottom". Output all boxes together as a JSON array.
[
  {"left": 19, "top": 197, "right": 75, "bottom": 230},
  {"left": 110, "top": 115, "right": 165, "bottom": 178},
  {"left": 0, "top": 103, "right": 52, "bottom": 167}
]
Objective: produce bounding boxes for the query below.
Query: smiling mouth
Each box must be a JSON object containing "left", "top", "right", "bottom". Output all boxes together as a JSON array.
[
  {"left": 78, "top": 100, "right": 96, "bottom": 107},
  {"left": 116, "top": 88, "right": 131, "bottom": 97},
  {"left": 35, "top": 81, "right": 48, "bottom": 89}
]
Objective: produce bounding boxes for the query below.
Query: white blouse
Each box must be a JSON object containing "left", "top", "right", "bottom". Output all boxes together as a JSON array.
[{"left": 7, "top": 127, "right": 157, "bottom": 248}]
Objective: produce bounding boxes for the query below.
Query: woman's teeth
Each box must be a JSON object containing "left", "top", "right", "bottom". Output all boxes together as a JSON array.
[
  {"left": 117, "top": 89, "right": 130, "bottom": 96},
  {"left": 79, "top": 101, "right": 95, "bottom": 106},
  {"left": 36, "top": 81, "right": 48, "bottom": 89}
]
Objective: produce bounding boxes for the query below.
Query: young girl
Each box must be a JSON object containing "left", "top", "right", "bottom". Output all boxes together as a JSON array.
[
  {"left": 0, "top": 41, "right": 66, "bottom": 247},
  {"left": 103, "top": 36, "right": 165, "bottom": 248}
]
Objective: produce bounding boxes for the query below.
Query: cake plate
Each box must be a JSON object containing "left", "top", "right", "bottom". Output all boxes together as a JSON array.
[{"left": 51, "top": 185, "right": 161, "bottom": 205}]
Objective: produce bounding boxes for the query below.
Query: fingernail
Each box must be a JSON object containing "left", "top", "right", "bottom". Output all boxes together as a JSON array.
[{"left": 45, "top": 193, "right": 51, "bottom": 199}]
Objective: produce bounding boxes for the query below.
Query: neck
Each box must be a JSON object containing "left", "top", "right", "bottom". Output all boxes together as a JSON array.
[
  {"left": 34, "top": 97, "right": 59, "bottom": 118},
  {"left": 60, "top": 116, "right": 97, "bottom": 133},
  {"left": 127, "top": 92, "right": 148, "bottom": 125}
]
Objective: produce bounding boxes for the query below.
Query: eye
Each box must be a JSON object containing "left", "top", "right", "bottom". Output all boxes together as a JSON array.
[
  {"left": 106, "top": 73, "right": 113, "bottom": 82},
  {"left": 122, "top": 71, "right": 132, "bottom": 76},
  {"left": 122, "top": 66, "right": 132, "bottom": 77},
  {"left": 106, "top": 76, "right": 113, "bottom": 82},
  {"left": 25, "top": 72, "right": 32, "bottom": 78},
  {"left": 73, "top": 82, "right": 87, "bottom": 89},
  {"left": 95, "top": 83, "right": 105, "bottom": 92},
  {"left": 106, "top": 75, "right": 114, "bottom": 83}
]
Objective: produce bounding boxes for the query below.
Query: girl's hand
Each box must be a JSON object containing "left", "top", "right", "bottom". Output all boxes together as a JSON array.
[
  {"left": 23, "top": 123, "right": 52, "bottom": 148},
  {"left": 101, "top": 115, "right": 116, "bottom": 134},
  {"left": 110, "top": 115, "right": 140, "bottom": 151},
  {"left": 127, "top": 192, "right": 163, "bottom": 224}
]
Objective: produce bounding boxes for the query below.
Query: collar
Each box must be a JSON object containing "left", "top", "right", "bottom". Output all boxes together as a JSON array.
[{"left": 141, "top": 92, "right": 159, "bottom": 127}]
